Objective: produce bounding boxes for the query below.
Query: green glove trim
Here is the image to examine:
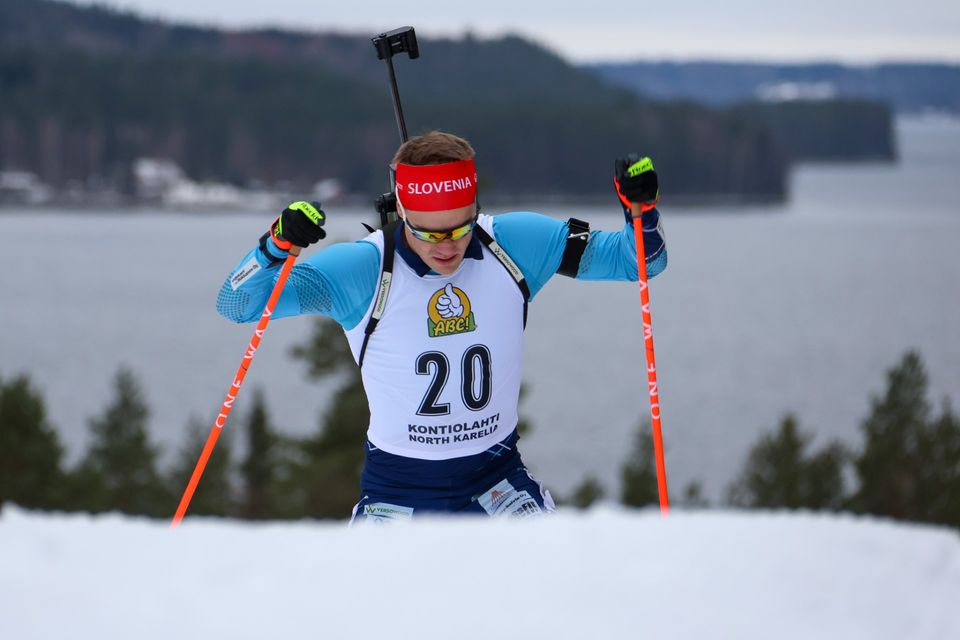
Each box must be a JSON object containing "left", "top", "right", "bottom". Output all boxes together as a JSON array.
[
  {"left": 627, "top": 156, "right": 655, "bottom": 177},
  {"left": 288, "top": 201, "right": 325, "bottom": 225}
]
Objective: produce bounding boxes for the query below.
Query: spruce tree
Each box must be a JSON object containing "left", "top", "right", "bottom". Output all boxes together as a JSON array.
[
  {"left": 727, "top": 414, "right": 847, "bottom": 510},
  {"left": 620, "top": 423, "right": 660, "bottom": 508},
  {"left": 287, "top": 374, "right": 369, "bottom": 519},
  {"left": 569, "top": 475, "right": 605, "bottom": 509},
  {"left": 915, "top": 401, "right": 960, "bottom": 528},
  {"left": 680, "top": 481, "right": 710, "bottom": 508},
  {"left": 76, "top": 367, "right": 170, "bottom": 516},
  {"left": 852, "top": 351, "right": 960, "bottom": 527},
  {"left": 0, "top": 374, "right": 65, "bottom": 510},
  {"left": 287, "top": 317, "right": 368, "bottom": 519},
  {"left": 169, "top": 416, "right": 236, "bottom": 517},
  {"left": 239, "top": 388, "right": 282, "bottom": 519},
  {"left": 852, "top": 351, "right": 930, "bottom": 521}
]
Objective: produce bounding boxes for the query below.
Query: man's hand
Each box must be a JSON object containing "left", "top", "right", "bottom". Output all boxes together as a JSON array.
[
  {"left": 614, "top": 154, "right": 660, "bottom": 217},
  {"left": 270, "top": 200, "right": 327, "bottom": 251}
]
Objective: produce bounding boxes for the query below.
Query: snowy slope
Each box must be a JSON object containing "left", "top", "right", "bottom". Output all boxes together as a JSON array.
[{"left": 2, "top": 507, "right": 958, "bottom": 640}]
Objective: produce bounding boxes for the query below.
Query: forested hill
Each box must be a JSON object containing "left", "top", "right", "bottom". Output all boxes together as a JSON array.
[
  {"left": 0, "top": 0, "right": 618, "bottom": 108},
  {"left": 0, "top": 0, "right": 793, "bottom": 202}
]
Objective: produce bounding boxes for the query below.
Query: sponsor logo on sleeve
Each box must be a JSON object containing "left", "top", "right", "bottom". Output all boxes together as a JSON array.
[{"left": 230, "top": 257, "right": 262, "bottom": 290}]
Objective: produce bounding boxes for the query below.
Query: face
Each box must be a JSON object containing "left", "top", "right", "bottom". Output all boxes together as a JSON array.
[{"left": 401, "top": 202, "right": 477, "bottom": 275}]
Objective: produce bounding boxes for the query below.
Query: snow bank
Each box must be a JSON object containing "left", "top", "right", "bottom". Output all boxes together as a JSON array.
[{"left": 2, "top": 507, "right": 958, "bottom": 639}]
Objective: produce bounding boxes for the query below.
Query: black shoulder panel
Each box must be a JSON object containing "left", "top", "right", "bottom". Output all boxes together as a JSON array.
[{"left": 558, "top": 218, "right": 590, "bottom": 278}]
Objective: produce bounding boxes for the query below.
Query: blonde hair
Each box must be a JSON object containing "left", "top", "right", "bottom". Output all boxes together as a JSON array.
[{"left": 392, "top": 131, "right": 475, "bottom": 166}]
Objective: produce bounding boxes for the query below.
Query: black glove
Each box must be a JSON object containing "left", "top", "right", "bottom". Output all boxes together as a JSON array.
[
  {"left": 270, "top": 200, "right": 327, "bottom": 249},
  {"left": 614, "top": 154, "right": 660, "bottom": 215}
]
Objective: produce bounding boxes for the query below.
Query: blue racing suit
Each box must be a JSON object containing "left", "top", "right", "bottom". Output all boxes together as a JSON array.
[{"left": 217, "top": 209, "right": 667, "bottom": 521}]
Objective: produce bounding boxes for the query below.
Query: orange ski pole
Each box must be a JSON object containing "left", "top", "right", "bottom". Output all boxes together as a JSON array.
[
  {"left": 170, "top": 246, "right": 301, "bottom": 528},
  {"left": 632, "top": 203, "right": 670, "bottom": 516}
]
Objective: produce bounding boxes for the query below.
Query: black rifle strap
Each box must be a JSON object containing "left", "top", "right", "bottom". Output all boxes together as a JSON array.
[
  {"left": 358, "top": 220, "right": 401, "bottom": 368},
  {"left": 471, "top": 224, "right": 530, "bottom": 328}
]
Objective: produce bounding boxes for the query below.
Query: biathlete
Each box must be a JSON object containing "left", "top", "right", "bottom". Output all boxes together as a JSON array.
[{"left": 217, "top": 131, "right": 666, "bottom": 522}]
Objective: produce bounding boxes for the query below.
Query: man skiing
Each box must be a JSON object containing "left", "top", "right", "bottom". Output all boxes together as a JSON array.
[{"left": 217, "top": 131, "right": 666, "bottom": 522}]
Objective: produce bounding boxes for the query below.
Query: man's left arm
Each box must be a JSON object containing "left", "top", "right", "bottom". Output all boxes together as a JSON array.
[{"left": 491, "top": 208, "right": 667, "bottom": 300}]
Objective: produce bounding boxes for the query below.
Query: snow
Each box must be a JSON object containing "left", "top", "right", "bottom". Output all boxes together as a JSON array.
[{"left": 2, "top": 507, "right": 958, "bottom": 639}]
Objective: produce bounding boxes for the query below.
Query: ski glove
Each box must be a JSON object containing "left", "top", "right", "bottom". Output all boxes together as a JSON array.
[
  {"left": 614, "top": 154, "right": 660, "bottom": 217},
  {"left": 270, "top": 200, "right": 327, "bottom": 250}
]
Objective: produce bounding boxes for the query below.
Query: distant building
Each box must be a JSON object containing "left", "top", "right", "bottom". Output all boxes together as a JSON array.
[
  {"left": 163, "top": 180, "right": 247, "bottom": 207},
  {"left": 755, "top": 82, "right": 838, "bottom": 103},
  {"left": 311, "top": 178, "right": 344, "bottom": 203},
  {"left": 132, "top": 157, "right": 343, "bottom": 209},
  {"left": 0, "top": 171, "right": 53, "bottom": 204},
  {"left": 133, "top": 158, "right": 185, "bottom": 201},
  {"left": 133, "top": 158, "right": 242, "bottom": 207}
]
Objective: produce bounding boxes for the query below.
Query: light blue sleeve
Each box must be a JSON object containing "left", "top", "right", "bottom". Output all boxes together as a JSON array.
[
  {"left": 491, "top": 210, "right": 668, "bottom": 300},
  {"left": 215, "top": 239, "right": 380, "bottom": 331}
]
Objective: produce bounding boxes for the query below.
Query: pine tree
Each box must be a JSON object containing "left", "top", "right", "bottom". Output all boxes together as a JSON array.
[
  {"left": 0, "top": 374, "right": 65, "bottom": 510},
  {"left": 239, "top": 388, "right": 283, "bottom": 519},
  {"left": 75, "top": 367, "right": 170, "bottom": 516},
  {"left": 169, "top": 416, "right": 236, "bottom": 517},
  {"left": 852, "top": 351, "right": 960, "bottom": 527},
  {"left": 915, "top": 401, "right": 960, "bottom": 527},
  {"left": 680, "top": 481, "right": 710, "bottom": 508},
  {"left": 287, "top": 374, "right": 369, "bottom": 519},
  {"left": 727, "top": 414, "right": 847, "bottom": 510},
  {"left": 620, "top": 423, "right": 660, "bottom": 508},
  {"left": 286, "top": 317, "right": 368, "bottom": 519},
  {"left": 568, "top": 475, "right": 605, "bottom": 509},
  {"left": 852, "top": 351, "right": 930, "bottom": 520}
]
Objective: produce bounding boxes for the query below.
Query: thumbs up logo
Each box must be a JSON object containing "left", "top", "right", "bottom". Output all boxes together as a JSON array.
[
  {"left": 436, "top": 284, "right": 464, "bottom": 318},
  {"left": 427, "top": 284, "right": 476, "bottom": 337}
]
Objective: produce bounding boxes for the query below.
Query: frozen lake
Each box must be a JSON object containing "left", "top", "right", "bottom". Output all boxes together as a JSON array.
[{"left": 2, "top": 116, "right": 959, "bottom": 501}]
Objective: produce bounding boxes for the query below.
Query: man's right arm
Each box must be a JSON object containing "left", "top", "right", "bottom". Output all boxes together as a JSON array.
[{"left": 216, "top": 239, "right": 381, "bottom": 331}]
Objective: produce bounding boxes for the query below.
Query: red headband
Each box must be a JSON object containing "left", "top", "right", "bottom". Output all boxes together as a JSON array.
[{"left": 395, "top": 158, "right": 477, "bottom": 212}]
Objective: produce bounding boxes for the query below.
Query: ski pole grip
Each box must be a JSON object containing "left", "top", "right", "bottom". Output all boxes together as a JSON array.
[{"left": 630, "top": 201, "right": 657, "bottom": 218}]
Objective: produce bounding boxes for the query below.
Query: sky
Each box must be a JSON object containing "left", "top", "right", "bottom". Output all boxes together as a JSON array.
[{"left": 67, "top": 0, "right": 960, "bottom": 63}]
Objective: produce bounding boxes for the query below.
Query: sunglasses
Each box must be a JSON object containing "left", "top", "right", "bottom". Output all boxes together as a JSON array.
[{"left": 404, "top": 213, "right": 478, "bottom": 244}]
